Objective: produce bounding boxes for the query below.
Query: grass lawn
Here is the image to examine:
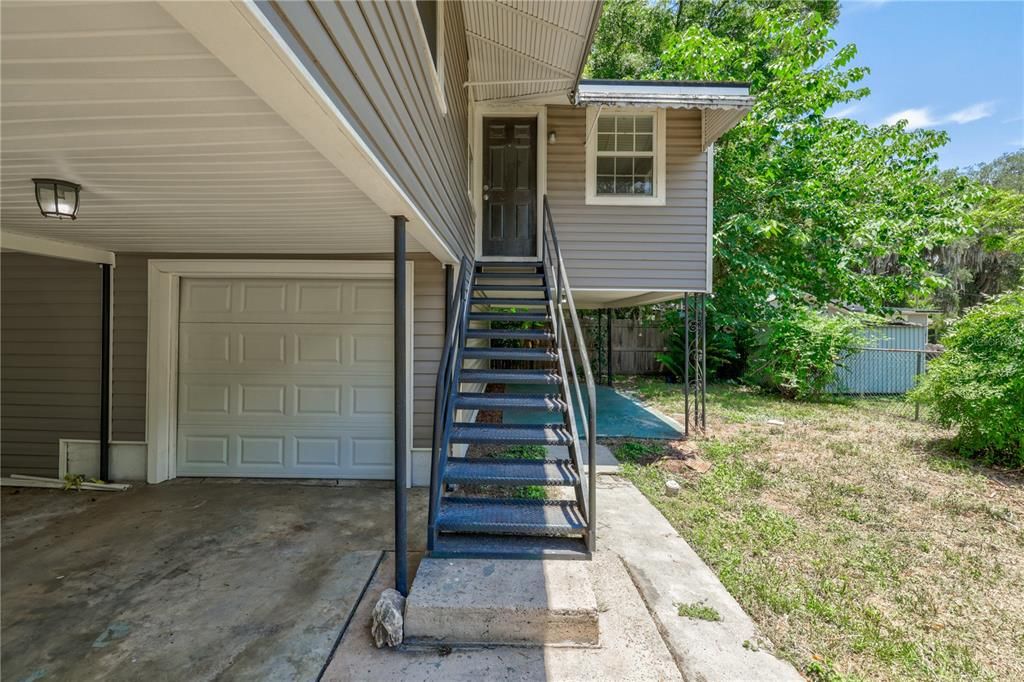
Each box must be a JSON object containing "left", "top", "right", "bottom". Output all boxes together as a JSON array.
[{"left": 612, "top": 378, "right": 1024, "bottom": 681}]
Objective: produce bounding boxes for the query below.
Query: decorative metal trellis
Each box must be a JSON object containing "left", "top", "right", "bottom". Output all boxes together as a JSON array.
[{"left": 682, "top": 293, "right": 707, "bottom": 436}]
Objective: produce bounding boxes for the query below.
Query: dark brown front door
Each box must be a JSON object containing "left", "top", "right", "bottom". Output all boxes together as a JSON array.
[{"left": 482, "top": 117, "right": 537, "bottom": 257}]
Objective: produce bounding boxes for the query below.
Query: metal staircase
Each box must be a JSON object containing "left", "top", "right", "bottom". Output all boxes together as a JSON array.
[{"left": 428, "top": 197, "right": 597, "bottom": 560}]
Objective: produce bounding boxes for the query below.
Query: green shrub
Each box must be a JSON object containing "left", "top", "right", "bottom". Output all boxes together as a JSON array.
[
  {"left": 910, "top": 290, "right": 1024, "bottom": 464},
  {"left": 744, "top": 308, "right": 866, "bottom": 400}
]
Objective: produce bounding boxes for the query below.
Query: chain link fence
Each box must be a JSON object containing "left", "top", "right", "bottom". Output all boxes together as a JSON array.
[{"left": 832, "top": 347, "right": 942, "bottom": 420}]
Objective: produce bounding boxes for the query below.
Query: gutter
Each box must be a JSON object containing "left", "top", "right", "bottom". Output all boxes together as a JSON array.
[{"left": 570, "top": 1, "right": 605, "bottom": 103}]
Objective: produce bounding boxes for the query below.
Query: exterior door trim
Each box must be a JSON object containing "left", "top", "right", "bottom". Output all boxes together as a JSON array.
[
  {"left": 145, "top": 259, "right": 414, "bottom": 485},
  {"left": 472, "top": 104, "right": 547, "bottom": 261}
]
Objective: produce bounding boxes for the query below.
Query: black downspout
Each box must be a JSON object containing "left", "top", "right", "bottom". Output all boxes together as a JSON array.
[
  {"left": 606, "top": 308, "right": 613, "bottom": 387},
  {"left": 99, "top": 263, "right": 111, "bottom": 482},
  {"left": 443, "top": 263, "right": 453, "bottom": 332},
  {"left": 392, "top": 216, "right": 409, "bottom": 596}
]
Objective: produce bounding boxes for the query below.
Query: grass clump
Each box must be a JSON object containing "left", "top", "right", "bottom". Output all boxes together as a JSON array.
[{"left": 676, "top": 602, "right": 721, "bottom": 621}]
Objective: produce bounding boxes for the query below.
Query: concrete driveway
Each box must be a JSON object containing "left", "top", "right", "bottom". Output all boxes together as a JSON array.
[{"left": 1, "top": 480, "right": 427, "bottom": 681}]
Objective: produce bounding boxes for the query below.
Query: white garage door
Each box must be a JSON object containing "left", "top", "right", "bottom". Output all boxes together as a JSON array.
[{"left": 176, "top": 278, "right": 394, "bottom": 478}]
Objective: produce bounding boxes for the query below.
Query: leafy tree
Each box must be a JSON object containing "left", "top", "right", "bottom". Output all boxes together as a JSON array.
[
  {"left": 930, "top": 151, "right": 1024, "bottom": 315},
  {"left": 910, "top": 290, "right": 1024, "bottom": 464},
  {"left": 587, "top": 0, "right": 974, "bottom": 373}
]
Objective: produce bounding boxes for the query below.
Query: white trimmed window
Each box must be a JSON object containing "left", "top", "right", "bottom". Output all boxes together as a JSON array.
[
  {"left": 416, "top": 1, "right": 447, "bottom": 114},
  {"left": 585, "top": 108, "right": 666, "bottom": 206}
]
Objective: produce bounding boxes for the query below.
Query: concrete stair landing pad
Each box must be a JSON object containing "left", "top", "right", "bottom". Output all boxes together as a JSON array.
[{"left": 404, "top": 558, "right": 599, "bottom": 646}]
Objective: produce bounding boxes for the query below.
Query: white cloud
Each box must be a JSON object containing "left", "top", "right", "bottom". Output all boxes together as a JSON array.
[
  {"left": 830, "top": 104, "right": 862, "bottom": 119},
  {"left": 882, "top": 101, "right": 998, "bottom": 129},
  {"left": 883, "top": 107, "right": 936, "bottom": 129},
  {"left": 947, "top": 101, "right": 995, "bottom": 124}
]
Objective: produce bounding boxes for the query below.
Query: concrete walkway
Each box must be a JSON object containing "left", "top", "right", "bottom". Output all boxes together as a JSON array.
[
  {"left": 322, "top": 474, "right": 800, "bottom": 681},
  {"left": 598, "top": 476, "right": 803, "bottom": 681}
]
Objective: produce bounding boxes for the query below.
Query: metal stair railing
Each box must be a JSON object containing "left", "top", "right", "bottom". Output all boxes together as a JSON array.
[
  {"left": 428, "top": 256, "right": 474, "bottom": 551},
  {"left": 541, "top": 195, "right": 598, "bottom": 552}
]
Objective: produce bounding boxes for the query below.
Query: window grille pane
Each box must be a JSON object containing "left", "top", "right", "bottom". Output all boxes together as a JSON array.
[{"left": 593, "top": 113, "right": 658, "bottom": 197}]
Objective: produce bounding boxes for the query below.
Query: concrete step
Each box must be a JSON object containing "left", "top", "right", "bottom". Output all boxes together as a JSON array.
[{"left": 404, "top": 557, "right": 599, "bottom": 646}]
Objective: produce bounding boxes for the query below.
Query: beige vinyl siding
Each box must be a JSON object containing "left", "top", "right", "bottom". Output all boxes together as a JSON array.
[
  {"left": 111, "top": 253, "right": 446, "bottom": 450},
  {"left": 259, "top": 0, "right": 474, "bottom": 258},
  {"left": 1, "top": 253, "right": 101, "bottom": 476},
  {"left": 546, "top": 106, "right": 709, "bottom": 292}
]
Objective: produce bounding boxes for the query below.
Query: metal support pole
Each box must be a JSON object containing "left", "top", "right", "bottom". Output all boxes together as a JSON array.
[
  {"left": 606, "top": 308, "right": 613, "bottom": 387},
  {"left": 683, "top": 295, "right": 690, "bottom": 437},
  {"left": 700, "top": 295, "right": 707, "bottom": 430},
  {"left": 392, "top": 216, "right": 408, "bottom": 596},
  {"left": 99, "top": 263, "right": 112, "bottom": 482},
  {"left": 914, "top": 350, "right": 923, "bottom": 421}
]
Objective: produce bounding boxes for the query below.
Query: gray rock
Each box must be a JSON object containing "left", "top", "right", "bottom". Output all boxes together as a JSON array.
[
  {"left": 371, "top": 588, "right": 406, "bottom": 648},
  {"left": 664, "top": 479, "right": 681, "bottom": 497}
]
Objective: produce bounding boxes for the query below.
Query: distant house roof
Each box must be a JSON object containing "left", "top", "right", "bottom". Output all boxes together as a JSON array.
[{"left": 574, "top": 80, "right": 754, "bottom": 148}]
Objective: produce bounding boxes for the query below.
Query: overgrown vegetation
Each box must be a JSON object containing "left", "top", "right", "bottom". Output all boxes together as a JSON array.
[
  {"left": 744, "top": 309, "right": 867, "bottom": 399},
  {"left": 910, "top": 290, "right": 1024, "bottom": 464},
  {"left": 617, "top": 380, "right": 1024, "bottom": 680}
]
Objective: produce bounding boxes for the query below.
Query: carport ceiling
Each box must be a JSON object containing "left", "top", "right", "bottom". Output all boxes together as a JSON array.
[{"left": 0, "top": 1, "right": 418, "bottom": 254}]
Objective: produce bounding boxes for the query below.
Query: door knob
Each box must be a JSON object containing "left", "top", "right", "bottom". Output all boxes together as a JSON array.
[{"left": 484, "top": 193, "right": 490, "bottom": 200}]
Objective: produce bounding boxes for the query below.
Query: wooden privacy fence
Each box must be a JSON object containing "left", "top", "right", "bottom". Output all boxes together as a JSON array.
[{"left": 582, "top": 319, "right": 667, "bottom": 376}]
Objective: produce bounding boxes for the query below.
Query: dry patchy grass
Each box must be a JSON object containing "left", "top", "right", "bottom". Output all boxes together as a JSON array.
[{"left": 614, "top": 379, "right": 1024, "bottom": 681}]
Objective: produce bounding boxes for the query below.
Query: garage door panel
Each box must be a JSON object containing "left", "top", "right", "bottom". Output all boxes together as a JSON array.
[
  {"left": 179, "top": 323, "right": 392, "bottom": 374},
  {"left": 178, "top": 372, "right": 392, "bottom": 425},
  {"left": 177, "top": 276, "right": 394, "bottom": 479},
  {"left": 176, "top": 427, "right": 393, "bottom": 478},
  {"left": 180, "top": 279, "right": 391, "bottom": 324}
]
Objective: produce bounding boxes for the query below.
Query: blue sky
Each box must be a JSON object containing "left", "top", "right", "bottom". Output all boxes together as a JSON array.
[{"left": 830, "top": 0, "right": 1023, "bottom": 169}]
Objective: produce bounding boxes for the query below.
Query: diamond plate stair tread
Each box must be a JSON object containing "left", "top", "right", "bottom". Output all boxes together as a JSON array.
[
  {"left": 437, "top": 497, "right": 585, "bottom": 536},
  {"left": 473, "top": 272, "right": 544, "bottom": 279},
  {"left": 445, "top": 458, "right": 578, "bottom": 486},
  {"left": 454, "top": 392, "right": 566, "bottom": 411},
  {"left": 449, "top": 423, "right": 573, "bottom": 445},
  {"left": 469, "top": 298, "right": 549, "bottom": 307},
  {"left": 430, "top": 533, "right": 590, "bottom": 559},
  {"left": 463, "top": 347, "right": 557, "bottom": 361},
  {"left": 460, "top": 369, "right": 562, "bottom": 384},
  {"left": 476, "top": 262, "right": 543, "bottom": 270},
  {"left": 469, "top": 312, "right": 550, "bottom": 322},
  {"left": 474, "top": 284, "right": 546, "bottom": 291},
  {"left": 466, "top": 329, "right": 555, "bottom": 340}
]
